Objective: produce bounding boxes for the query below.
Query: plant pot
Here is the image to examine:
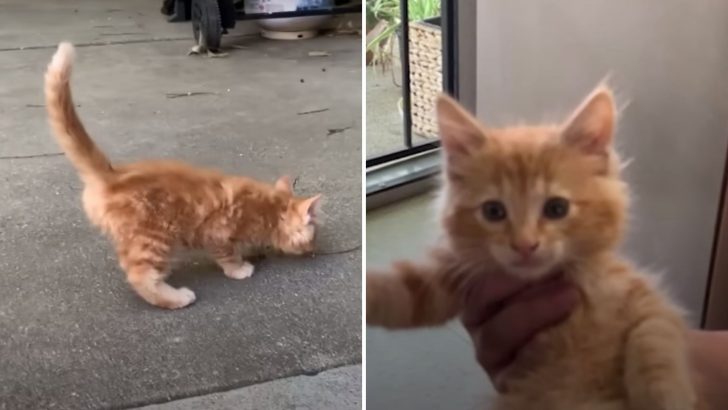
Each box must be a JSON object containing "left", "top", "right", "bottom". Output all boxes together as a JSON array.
[
  {"left": 258, "top": 15, "right": 333, "bottom": 39},
  {"left": 406, "top": 17, "right": 442, "bottom": 139},
  {"left": 245, "top": 0, "right": 334, "bottom": 40}
]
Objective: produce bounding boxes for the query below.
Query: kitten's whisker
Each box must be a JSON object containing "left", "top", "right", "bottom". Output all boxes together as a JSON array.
[
  {"left": 617, "top": 98, "right": 632, "bottom": 117},
  {"left": 619, "top": 157, "right": 635, "bottom": 171}
]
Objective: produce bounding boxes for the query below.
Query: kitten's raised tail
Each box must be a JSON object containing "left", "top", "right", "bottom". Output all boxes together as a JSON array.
[{"left": 45, "top": 42, "right": 114, "bottom": 185}]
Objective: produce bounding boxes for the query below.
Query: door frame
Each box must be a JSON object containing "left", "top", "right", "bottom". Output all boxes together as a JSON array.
[{"left": 704, "top": 142, "right": 728, "bottom": 329}]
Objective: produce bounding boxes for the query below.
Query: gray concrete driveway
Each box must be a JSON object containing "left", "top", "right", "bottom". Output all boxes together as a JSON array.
[{"left": 0, "top": 1, "right": 362, "bottom": 409}]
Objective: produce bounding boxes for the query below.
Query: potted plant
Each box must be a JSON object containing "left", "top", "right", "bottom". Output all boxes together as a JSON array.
[
  {"left": 366, "top": 0, "right": 441, "bottom": 138},
  {"left": 366, "top": 0, "right": 400, "bottom": 68}
]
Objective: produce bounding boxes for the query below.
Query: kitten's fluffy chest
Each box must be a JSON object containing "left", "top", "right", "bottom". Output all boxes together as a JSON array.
[{"left": 499, "top": 259, "right": 672, "bottom": 408}]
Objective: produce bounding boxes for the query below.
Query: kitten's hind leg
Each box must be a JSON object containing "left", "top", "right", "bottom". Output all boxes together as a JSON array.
[
  {"left": 126, "top": 266, "right": 196, "bottom": 309},
  {"left": 118, "top": 239, "right": 196, "bottom": 309},
  {"left": 208, "top": 243, "right": 255, "bottom": 280}
]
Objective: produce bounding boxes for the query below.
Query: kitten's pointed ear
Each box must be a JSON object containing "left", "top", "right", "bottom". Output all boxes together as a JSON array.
[
  {"left": 297, "top": 194, "right": 321, "bottom": 224},
  {"left": 274, "top": 175, "right": 293, "bottom": 194},
  {"left": 562, "top": 86, "right": 616, "bottom": 155},
  {"left": 436, "top": 94, "right": 486, "bottom": 158}
]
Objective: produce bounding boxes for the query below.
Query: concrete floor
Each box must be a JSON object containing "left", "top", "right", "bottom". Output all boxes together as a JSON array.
[
  {"left": 0, "top": 1, "right": 361, "bottom": 409},
  {"left": 366, "top": 195, "right": 494, "bottom": 410},
  {"left": 136, "top": 365, "right": 361, "bottom": 410}
]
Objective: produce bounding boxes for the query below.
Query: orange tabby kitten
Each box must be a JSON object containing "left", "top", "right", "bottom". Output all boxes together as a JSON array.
[
  {"left": 45, "top": 42, "right": 321, "bottom": 309},
  {"left": 367, "top": 87, "right": 702, "bottom": 409}
]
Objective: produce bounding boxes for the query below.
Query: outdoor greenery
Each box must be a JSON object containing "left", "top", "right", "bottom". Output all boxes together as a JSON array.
[{"left": 366, "top": 0, "right": 440, "bottom": 68}]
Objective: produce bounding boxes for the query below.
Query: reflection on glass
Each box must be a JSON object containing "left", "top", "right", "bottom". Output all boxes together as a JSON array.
[{"left": 365, "top": 0, "right": 442, "bottom": 159}]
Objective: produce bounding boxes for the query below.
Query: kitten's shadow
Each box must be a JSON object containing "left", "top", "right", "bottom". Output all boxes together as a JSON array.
[{"left": 167, "top": 254, "right": 268, "bottom": 287}]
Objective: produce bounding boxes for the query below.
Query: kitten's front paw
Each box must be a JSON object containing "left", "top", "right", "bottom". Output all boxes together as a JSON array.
[
  {"left": 225, "top": 262, "right": 255, "bottom": 280},
  {"left": 663, "top": 390, "right": 697, "bottom": 410},
  {"left": 166, "top": 287, "right": 197, "bottom": 309},
  {"left": 644, "top": 379, "right": 697, "bottom": 410}
]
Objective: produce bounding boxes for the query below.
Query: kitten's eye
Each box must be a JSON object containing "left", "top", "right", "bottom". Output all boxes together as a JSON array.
[
  {"left": 543, "top": 197, "right": 570, "bottom": 219},
  {"left": 481, "top": 200, "right": 507, "bottom": 222}
]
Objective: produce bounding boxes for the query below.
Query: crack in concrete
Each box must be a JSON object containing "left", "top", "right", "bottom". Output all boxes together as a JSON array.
[
  {"left": 0, "top": 152, "right": 63, "bottom": 160},
  {"left": 0, "top": 37, "right": 190, "bottom": 52},
  {"left": 0, "top": 33, "right": 259, "bottom": 53},
  {"left": 315, "top": 244, "right": 361, "bottom": 256}
]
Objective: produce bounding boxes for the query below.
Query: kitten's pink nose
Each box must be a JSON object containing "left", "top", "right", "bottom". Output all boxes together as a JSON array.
[{"left": 510, "top": 240, "right": 539, "bottom": 258}]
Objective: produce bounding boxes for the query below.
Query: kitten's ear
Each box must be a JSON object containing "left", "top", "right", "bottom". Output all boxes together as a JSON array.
[
  {"left": 274, "top": 175, "right": 293, "bottom": 194},
  {"left": 296, "top": 194, "right": 321, "bottom": 224},
  {"left": 436, "top": 94, "right": 486, "bottom": 158},
  {"left": 561, "top": 86, "right": 616, "bottom": 155}
]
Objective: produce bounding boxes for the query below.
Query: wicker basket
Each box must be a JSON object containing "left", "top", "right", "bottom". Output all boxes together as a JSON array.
[{"left": 408, "top": 17, "right": 442, "bottom": 139}]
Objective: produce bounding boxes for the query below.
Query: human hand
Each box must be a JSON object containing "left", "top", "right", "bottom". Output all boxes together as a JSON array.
[
  {"left": 461, "top": 273, "right": 579, "bottom": 390},
  {"left": 689, "top": 330, "right": 728, "bottom": 410}
]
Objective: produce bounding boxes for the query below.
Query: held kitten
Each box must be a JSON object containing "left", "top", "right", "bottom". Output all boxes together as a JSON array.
[
  {"left": 367, "top": 87, "right": 703, "bottom": 409},
  {"left": 45, "top": 43, "right": 321, "bottom": 309}
]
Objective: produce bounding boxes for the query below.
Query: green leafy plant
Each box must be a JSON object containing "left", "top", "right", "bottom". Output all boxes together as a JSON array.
[
  {"left": 366, "top": 0, "right": 440, "bottom": 68},
  {"left": 408, "top": 0, "right": 440, "bottom": 21}
]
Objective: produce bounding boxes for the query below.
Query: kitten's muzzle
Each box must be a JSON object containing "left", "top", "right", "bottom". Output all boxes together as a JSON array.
[{"left": 510, "top": 240, "right": 540, "bottom": 258}]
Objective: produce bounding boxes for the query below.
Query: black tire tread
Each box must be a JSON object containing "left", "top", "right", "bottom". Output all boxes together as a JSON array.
[{"left": 192, "top": 0, "right": 222, "bottom": 51}]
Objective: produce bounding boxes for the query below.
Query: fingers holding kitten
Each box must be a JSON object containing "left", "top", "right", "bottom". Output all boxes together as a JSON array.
[{"left": 461, "top": 273, "right": 579, "bottom": 389}]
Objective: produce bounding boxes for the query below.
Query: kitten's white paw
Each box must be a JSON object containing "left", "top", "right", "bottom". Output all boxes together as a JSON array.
[
  {"left": 225, "top": 262, "right": 254, "bottom": 280},
  {"left": 166, "top": 287, "right": 196, "bottom": 309}
]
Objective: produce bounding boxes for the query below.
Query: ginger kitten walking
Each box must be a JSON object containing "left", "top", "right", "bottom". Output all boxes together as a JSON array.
[
  {"left": 367, "top": 87, "right": 702, "bottom": 409},
  {"left": 45, "top": 43, "right": 321, "bottom": 309}
]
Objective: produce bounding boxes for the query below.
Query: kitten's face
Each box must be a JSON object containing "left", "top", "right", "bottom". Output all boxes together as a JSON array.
[
  {"left": 273, "top": 176, "right": 321, "bottom": 255},
  {"left": 437, "top": 86, "right": 627, "bottom": 280}
]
